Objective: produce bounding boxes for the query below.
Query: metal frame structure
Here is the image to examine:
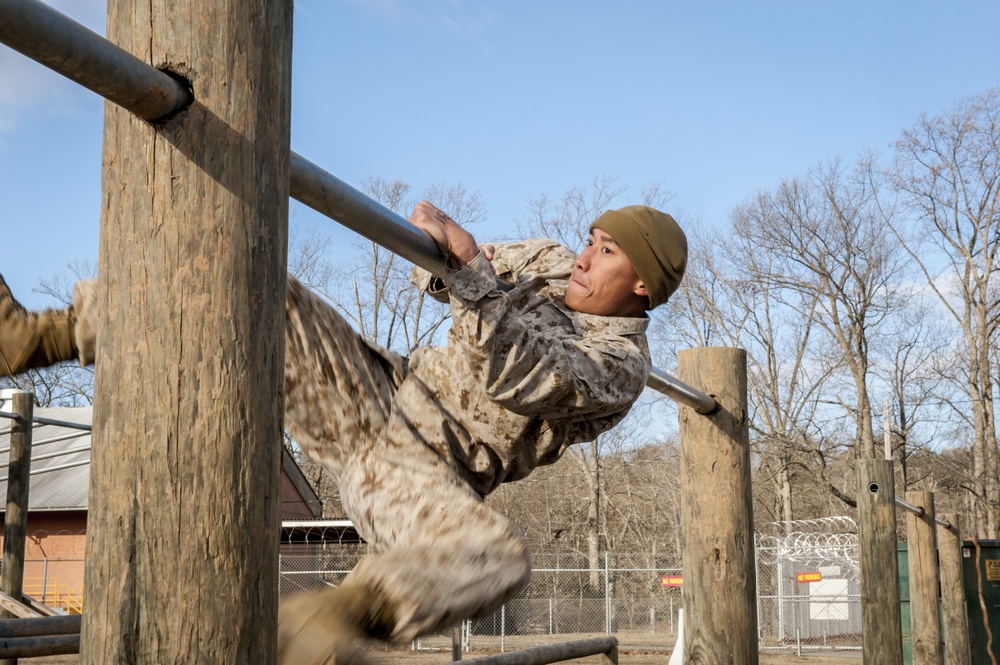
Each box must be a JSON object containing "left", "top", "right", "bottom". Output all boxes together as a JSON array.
[{"left": 0, "top": 0, "right": 716, "bottom": 415}]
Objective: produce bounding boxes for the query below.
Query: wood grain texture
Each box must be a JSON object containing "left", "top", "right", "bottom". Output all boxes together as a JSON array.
[
  {"left": 81, "top": 0, "right": 292, "bottom": 662},
  {"left": 856, "top": 460, "right": 904, "bottom": 665},
  {"left": 904, "top": 491, "right": 943, "bottom": 665},
  {"left": 678, "top": 347, "right": 757, "bottom": 664},
  {"left": 937, "top": 513, "right": 971, "bottom": 665}
]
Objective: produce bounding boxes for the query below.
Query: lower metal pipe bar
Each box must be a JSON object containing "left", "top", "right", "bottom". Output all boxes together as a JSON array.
[
  {"left": 0, "top": 615, "right": 81, "bottom": 638},
  {"left": 0, "top": 0, "right": 718, "bottom": 415},
  {"left": 0, "top": 634, "right": 80, "bottom": 658},
  {"left": 460, "top": 636, "right": 618, "bottom": 665}
]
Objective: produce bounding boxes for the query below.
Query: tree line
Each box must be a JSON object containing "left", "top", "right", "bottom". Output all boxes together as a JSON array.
[{"left": 4, "top": 86, "right": 997, "bottom": 564}]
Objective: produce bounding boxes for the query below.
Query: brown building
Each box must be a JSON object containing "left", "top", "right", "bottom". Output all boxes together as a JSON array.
[{"left": 0, "top": 404, "right": 323, "bottom": 613}]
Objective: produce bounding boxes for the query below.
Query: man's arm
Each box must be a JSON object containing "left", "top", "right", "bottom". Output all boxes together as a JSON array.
[
  {"left": 408, "top": 201, "right": 495, "bottom": 270},
  {"left": 444, "top": 252, "right": 650, "bottom": 420}
]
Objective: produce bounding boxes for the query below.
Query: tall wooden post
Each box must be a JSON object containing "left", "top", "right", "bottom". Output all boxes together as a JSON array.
[
  {"left": 678, "top": 347, "right": 757, "bottom": 664},
  {"left": 857, "top": 460, "right": 904, "bottom": 664},
  {"left": 937, "top": 513, "right": 971, "bottom": 665},
  {"left": 81, "top": 0, "right": 292, "bottom": 662},
  {"left": 1, "top": 390, "right": 33, "bottom": 665},
  {"left": 905, "top": 491, "right": 943, "bottom": 665}
]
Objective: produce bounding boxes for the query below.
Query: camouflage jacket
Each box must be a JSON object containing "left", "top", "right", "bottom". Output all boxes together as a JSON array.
[{"left": 406, "top": 239, "right": 651, "bottom": 496}]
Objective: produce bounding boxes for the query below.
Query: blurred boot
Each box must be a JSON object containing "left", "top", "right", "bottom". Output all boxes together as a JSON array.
[
  {"left": 278, "top": 585, "right": 396, "bottom": 665},
  {"left": 0, "top": 275, "right": 76, "bottom": 377}
]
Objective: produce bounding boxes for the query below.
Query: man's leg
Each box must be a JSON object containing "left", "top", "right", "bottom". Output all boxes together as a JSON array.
[
  {"left": 278, "top": 400, "right": 532, "bottom": 662},
  {"left": 281, "top": 276, "right": 404, "bottom": 475},
  {"left": 278, "top": 276, "right": 413, "bottom": 664},
  {"left": 0, "top": 275, "right": 94, "bottom": 377}
]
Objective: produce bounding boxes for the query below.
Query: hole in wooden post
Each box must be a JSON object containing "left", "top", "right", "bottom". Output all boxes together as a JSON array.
[{"left": 868, "top": 482, "right": 880, "bottom": 494}]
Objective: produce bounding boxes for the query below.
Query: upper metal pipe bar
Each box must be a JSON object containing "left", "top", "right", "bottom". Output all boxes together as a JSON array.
[
  {"left": 0, "top": 0, "right": 192, "bottom": 122},
  {"left": 289, "top": 154, "right": 716, "bottom": 413},
  {"left": 289, "top": 154, "right": 450, "bottom": 279},
  {"left": 0, "top": 0, "right": 718, "bottom": 415}
]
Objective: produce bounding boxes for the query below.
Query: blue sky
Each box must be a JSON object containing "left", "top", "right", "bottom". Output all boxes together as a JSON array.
[{"left": 2, "top": 1, "right": 999, "bottom": 309}]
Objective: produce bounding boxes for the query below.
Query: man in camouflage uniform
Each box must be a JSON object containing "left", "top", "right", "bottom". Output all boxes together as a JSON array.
[{"left": 0, "top": 201, "right": 686, "bottom": 664}]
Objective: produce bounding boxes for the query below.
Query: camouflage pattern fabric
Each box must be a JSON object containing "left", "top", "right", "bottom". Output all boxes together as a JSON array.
[
  {"left": 20, "top": 238, "right": 651, "bottom": 643},
  {"left": 283, "top": 238, "right": 650, "bottom": 640}
]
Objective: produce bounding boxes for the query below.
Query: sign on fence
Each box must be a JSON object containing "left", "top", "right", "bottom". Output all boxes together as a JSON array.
[{"left": 796, "top": 571, "right": 822, "bottom": 583}]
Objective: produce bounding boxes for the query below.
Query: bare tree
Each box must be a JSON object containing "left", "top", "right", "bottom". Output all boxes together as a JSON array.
[
  {"left": 659, "top": 224, "right": 848, "bottom": 520},
  {"left": 883, "top": 87, "right": 1000, "bottom": 537},
  {"left": 730, "top": 158, "right": 907, "bottom": 462}
]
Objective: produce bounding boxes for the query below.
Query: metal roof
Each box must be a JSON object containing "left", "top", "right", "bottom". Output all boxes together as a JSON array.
[
  {"left": 0, "top": 405, "right": 321, "bottom": 517},
  {"left": 0, "top": 406, "right": 92, "bottom": 512}
]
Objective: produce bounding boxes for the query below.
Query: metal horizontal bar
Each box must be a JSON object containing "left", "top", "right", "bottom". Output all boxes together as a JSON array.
[
  {"left": 0, "top": 633, "right": 79, "bottom": 658},
  {"left": 461, "top": 636, "right": 618, "bottom": 665},
  {"left": 0, "top": 614, "right": 81, "bottom": 638},
  {"left": 0, "top": 0, "right": 717, "bottom": 415},
  {"left": 289, "top": 153, "right": 716, "bottom": 413},
  {"left": 0, "top": 0, "right": 192, "bottom": 122},
  {"left": 30, "top": 416, "right": 91, "bottom": 431},
  {"left": 894, "top": 496, "right": 952, "bottom": 530},
  {"left": 0, "top": 411, "right": 18, "bottom": 422}
]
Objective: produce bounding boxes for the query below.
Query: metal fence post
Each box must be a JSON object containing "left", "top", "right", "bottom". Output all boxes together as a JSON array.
[{"left": 605, "top": 551, "right": 610, "bottom": 635}]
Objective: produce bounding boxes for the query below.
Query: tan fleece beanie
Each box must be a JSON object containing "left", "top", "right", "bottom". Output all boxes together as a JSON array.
[{"left": 589, "top": 206, "right": 687, "bottom": 309}]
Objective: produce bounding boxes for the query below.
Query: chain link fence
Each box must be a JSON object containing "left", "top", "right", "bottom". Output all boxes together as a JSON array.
[
  {"left": 279, "top": 518, "right": 864, "bottom": 655},
  {"left": 755, "top": 517, "right": 862, "bottom": 654},
  {"left": 279, "top": 544, "right": 684, "bottom": 653}
]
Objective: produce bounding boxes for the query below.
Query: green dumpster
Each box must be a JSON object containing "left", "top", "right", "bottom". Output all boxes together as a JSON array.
[{"left": 963, "top": 539, "right": 1000, "bottom": 665}]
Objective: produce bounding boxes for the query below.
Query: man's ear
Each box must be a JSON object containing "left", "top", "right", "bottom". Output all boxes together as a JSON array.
[{"left": 634, "top": 282, "right": 648, "bottom": 298}]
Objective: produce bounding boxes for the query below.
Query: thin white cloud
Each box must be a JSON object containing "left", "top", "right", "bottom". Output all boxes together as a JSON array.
[
  {"left": 0, "top": 49, "right": 82, "bottom": 139},
  {"left": 0, "top": 0, "right": 104, "bottom": 140}
]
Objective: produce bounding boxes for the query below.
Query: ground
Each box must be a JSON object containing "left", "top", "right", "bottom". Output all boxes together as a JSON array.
[{"left": 29, "top": 648, "right": 862, "bottom": 664}]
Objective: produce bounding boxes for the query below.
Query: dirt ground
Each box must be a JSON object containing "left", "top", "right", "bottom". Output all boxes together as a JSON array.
[{"left": 26, "top": 648, "right": 862, "bottom": 664}]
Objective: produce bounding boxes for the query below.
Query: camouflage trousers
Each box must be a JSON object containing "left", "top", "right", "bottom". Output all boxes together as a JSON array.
[
  {"left": 281, "top": 277, "right": 530, "bottom": 641},
  {"left": 26, "top": 277, "right": 530, "bottom": 643}
]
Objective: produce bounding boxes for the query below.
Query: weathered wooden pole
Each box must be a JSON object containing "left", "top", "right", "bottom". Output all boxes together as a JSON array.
[
  {"left": 937, "top": 513, "right": 971, "bottom": 665},
  {"left": 1, "top": 390, "right": 33, "bottom": 665},
  {"left": 678, "top": 347, "right": 757, "bottom": 664},
  {"left": 904, "top": 491, "right": 943, "bottom": 665},
  {"left": 81, "top": 0, "right": 292, "bottom": 662},
  {"left": 856, "top": 460, "right": 904, "bottom": 664}
]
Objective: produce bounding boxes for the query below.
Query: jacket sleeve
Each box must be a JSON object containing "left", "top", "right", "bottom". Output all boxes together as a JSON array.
[
  {"left": 443, "top": 252, "right": 650, "bottom": 421},
  {"left": 409, "top": 239, "right": 578, "bottom": 303}
]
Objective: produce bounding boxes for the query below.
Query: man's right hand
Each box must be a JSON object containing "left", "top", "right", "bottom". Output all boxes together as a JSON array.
[{"left": 409, "top": 201, "right": 494, "bottom": 270}]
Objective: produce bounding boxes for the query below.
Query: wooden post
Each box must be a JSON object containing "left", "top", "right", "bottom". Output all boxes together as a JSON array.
[
  {"left": 81, "top": 0, "right": 292, "bottom": 662},
  {"left": 678, "top": 347, "right": 757, "bottom": 664},
  {"left": 1, "top": 390, "right": 33, "bottom": 665},
  {"left": 905, "top": 491, "right": 943, "bottom": 665},
  {"left": 856, "top": 459, "right": 904, "bottom": 664},
  {"left": 937, "top": 513, "right": 971, "bottom": 665}
]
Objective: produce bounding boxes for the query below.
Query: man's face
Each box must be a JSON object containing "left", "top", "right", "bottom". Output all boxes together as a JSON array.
[{"left": 563, "top": 228, "right": 647, "bottom": 317}]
